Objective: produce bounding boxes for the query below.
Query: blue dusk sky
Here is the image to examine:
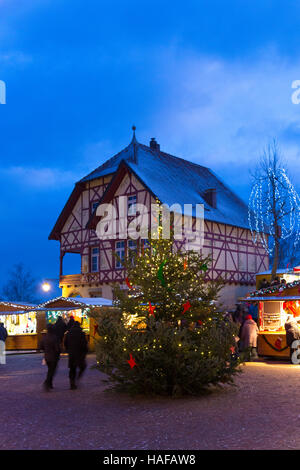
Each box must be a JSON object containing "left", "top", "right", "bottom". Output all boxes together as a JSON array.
[{"left": 1, "top": 0, "right": 300, "bottom": 299}]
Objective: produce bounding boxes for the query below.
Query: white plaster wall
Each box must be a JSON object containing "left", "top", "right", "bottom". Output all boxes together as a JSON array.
[{"left": 217, "top": 284, "right": 255, "bottom": 310}]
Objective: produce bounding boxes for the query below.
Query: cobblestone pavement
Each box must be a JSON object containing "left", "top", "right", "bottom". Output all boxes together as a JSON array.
[{"left": 1, "top": 354, "right": 300, "bottom": 450}]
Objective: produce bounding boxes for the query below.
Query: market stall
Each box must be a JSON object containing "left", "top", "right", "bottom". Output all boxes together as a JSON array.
[
  {"left": 39, "top": 296, "right": 114, "bottom": 351},
  {"left": 0, "top": 301, "right": 45, "bottom": 350},
  {"left": 0, "top": 297, "right": 116, "bottom": 351},
  {"left": 255, "top": 266, "right": 300, "bottom": 289},
  {"left": 244, "top": 279, "right": 300, "bottom": 358}
]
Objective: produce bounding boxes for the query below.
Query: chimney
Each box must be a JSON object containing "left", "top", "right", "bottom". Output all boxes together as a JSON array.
[
  {"left": 150, "top": 138, "right": 160, "bottom": 151},
  {"left": 204, "top": 188, "right": 217, "bottom": 209}
]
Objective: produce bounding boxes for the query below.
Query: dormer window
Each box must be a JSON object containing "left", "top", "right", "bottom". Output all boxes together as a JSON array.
[
  {"left": 128, "top": 195, "right": 137, "bottom": 215},
  {"left": 203, "top": 189, "right": 217, "bottom": 209}
]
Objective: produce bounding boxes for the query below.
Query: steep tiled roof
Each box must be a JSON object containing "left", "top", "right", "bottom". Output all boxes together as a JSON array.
[
  {"left": 80, "top": 138, "right": 250, "bottom": 229},
  {"left": 49, "top": 135, "right": 251, "bottom": 240}
]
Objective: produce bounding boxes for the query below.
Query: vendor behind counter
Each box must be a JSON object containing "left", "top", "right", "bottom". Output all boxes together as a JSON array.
[{"left": 242, "top": 294, "right": 300, "bottom": 358}]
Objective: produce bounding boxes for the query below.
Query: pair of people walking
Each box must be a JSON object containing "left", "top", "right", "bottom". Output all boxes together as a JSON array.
[{"left": 40, "top": 319, "right": 88, "bottom": 391}]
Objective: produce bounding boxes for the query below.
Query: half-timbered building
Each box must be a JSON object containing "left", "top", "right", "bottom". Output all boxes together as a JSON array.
[{"left": 49, "top": 130, "right": 268, "bottom": 308}]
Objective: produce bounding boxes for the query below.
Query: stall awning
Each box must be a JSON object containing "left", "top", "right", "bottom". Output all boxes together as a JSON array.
[
  {"left": 38, "top": 296, "right": 113, "bottom": 310},
  {"left": 0, "top": 301, "right": 38, "bottom": 313},
  {"left": 243, "top": 296, "right": 300, "bottom": 302}
]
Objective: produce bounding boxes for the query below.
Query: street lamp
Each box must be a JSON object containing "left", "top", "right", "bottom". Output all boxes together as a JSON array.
[
  {"left": 41, "top": 278, "right": 59, "bottom": 293},
  {"left": 42, "top": 282, "right": 51, "bottom": 292}
]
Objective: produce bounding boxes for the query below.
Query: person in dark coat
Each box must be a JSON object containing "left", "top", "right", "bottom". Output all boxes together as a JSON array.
[
  {"left": 39, "top": 324, "right": 61, "bottom": 391},
  {"left": 0, "top": 322, "right": 7, "bottom": 342},
  {"left": 259, "top": 278, "right": 269, "bottom": 289},
  {"left": 233, "top": 305, "right": 243, "bottom": 324},
  {"left": 66, "top": 315, "right": 75, "bottom": 331},
  {"left": 54, "top": 316, "right": 67, "bottom": 343},
  {"left": 285, "top": 317, "right": 300, "bottom": 363},
  {"left": 223, "top": 311, "right": 233, "bottom": 323},
  {"left": 0, "top": 322, "right": 8, "bottom": 365},
  {"left": 64, "top": 321, "right": 88, "bottom": 390},
  {"left": 270, "top": 276, "right": 280, "bottom": 287}
]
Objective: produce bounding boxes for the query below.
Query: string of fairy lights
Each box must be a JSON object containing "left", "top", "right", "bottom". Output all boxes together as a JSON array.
[
  {"left": 249, "top": 278, "right": 300, "bottom": 297},
  {"left": 248, "top": 167, "right": 300, "bottom": 254}
]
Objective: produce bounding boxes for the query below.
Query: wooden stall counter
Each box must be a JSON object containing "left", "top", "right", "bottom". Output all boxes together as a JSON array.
[
  {"left": 6, "top": 334, "right": 38, "bottom": 351},
  {"left": 258, "top": 331, "right": 290, "bottom": 359}
]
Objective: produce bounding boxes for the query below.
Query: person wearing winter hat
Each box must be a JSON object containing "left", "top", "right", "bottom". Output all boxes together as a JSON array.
[{"left": 239, "top": 314, "right": 259, "bottom": 360}]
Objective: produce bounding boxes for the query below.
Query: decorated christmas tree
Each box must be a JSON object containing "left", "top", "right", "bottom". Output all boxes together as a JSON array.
[{"left": 95, "top": 235, "right": 241, "bottom": 396}]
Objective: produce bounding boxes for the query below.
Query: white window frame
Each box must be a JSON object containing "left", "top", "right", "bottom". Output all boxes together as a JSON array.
[
  {"left": 115, "top": 241, "right": 125, "bottom": 269},
  {"left": 128, "top": 239, "right": 138, "bottom": 265},
  {"left": 91, "top": 247, "right": 100, "bottom": 272},
  {"left": 91, "top": 201, "right": 99, "bottom": 214},
  {"left": 140, "top": 239, "right": 150, "bottom": 254},
  {"left": 128, "top": 195, "right": 137, "bottom": 216},
  {"left": 128, "top": 239, "right": 137, "bottom": 252}
]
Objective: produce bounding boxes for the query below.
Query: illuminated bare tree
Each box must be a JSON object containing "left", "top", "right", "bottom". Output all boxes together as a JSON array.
[{"left": 248, "top": 140, "right": 300, "bottom": 279}]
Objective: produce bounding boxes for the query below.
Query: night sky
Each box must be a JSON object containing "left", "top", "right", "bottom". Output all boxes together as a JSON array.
[{"left": 1, "top": 0, "right": 300, "bottom": 300}]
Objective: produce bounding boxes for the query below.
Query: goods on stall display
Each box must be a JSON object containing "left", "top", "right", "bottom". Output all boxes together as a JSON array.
[
  {"left": 260, "top": 301, "right": 282, "bottom": 331},
  {"left": 46, "top": 309, "right": 90, "bottom": 333},
  {"left": 0, "top": 312, "right": 37, "bottom": 335},
  {"left": 262, "top": 312, "right": 282, "bottom": 331}
]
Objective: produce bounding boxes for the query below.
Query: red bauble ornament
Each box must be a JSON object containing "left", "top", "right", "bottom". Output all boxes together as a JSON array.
[
  {"left": 182, "top": 300, "right": 191, "bottom": 314},
  {"left": 125, "top": 277, "right": 133, "bottom": 289},
  {"left": 127, "top": 354, "right": 137, "bottom": 369}
]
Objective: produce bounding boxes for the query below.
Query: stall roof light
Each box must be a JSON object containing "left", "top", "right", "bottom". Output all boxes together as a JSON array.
[
  {"left": 38, "top": 296, "right": 113, "bottom": 309},
  {"left": 244, "top": 296, "right": 300, "bottom": 301}
]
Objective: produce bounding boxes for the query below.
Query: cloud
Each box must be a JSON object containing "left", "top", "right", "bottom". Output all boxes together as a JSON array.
[
  {"left": 146, "top": 46, "right": 300, "bottom": 197},
  {"left": 0, "top": 51, "right": 32, "bottom": 65},
  {"left": 0, "top": 166, "right": 79, "bottom": 189}
]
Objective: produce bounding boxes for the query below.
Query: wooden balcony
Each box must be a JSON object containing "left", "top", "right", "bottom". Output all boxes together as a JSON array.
[
  {"left": 59, "top": 273, "right": 101, "bottom": 287},
  {"left": 59, "top": 274, "right": 83, "bottom": 287}
]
